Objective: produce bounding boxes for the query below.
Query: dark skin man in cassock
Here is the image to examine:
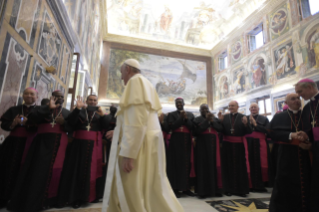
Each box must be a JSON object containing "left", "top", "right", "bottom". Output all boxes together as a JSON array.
[
  {"left": 167, "top": 98, "right": 195, "bottom": 198},
  {"left": 0, "top": 88, "right": 38, "bottom": 207},
  {"left": 295, "top": 78, "right": 319, "bottom": 212},
  {"left": 245, "top": 103, "right": 273, "bottom": 192},
  {"left": 193, "top": 104, "right": 223, "bottom": 198},
  {"left": 269, "top": 93, "right": 312, "bottom": 212},
  {"left": 7, "top": 90, "right": 78, "bottom": 212},
  {"left": 218, "top": 100, "right": 253, "bottom": 197},
  {"left": 57, "top": 95, "right": 109, "bottom": 208}
]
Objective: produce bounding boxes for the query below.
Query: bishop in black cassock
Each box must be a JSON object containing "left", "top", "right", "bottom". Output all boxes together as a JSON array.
[
  {"left": 218, "top": 100, "right": 253, "bottom": 197},
  {"left": 245, "top": 103, "right": 272, "bottom": 192},
  {"left": 167, "top": 98, "right": 195, "bottom": 198},
  {"left": 159, "top": 112, "right": 169, "bottom": 151},
  {"left": 7, "top": 90, "right": 77, "bottom": 211},
  {"left": 58, "top": 95, "right": 109, "bottom": 208},
  {"left": 269, "top": 93, "right": 312, "bottom": 212},
  {"left": 193, "top": 104, "right": 223, "bottom": 198},
  {"left": 296, "top": 78, "right": 319, "bottom": 212},
  {"left": 0, "top": 88, "right": 38, "bottom": 206}
]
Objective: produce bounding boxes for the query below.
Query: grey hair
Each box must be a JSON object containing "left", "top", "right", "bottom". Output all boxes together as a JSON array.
[{"left": 294, "top": 82, "right": 318, "bottom": 90}]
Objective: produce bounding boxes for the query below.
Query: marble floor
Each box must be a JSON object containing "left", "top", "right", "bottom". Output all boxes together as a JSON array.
[{"left": 0, "top": 189, "right": 272, "bottom": 212}]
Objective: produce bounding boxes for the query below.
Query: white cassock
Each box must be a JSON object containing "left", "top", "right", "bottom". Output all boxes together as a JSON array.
[{"left": 102, "top": 74, "right": 184, "bottom": 212}]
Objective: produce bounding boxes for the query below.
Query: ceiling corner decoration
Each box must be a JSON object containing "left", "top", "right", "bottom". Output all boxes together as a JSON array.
[{"left": 106, "top": 0, "right": 267, "bottom": 50}]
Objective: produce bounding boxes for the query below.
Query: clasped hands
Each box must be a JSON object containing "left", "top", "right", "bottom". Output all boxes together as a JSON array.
[
  {"left": 11, "top": 114, "right": 28, "bottom": 128},
  {"left": 291, "top": 131, "right": 312, "bottom": 150},
  {"left": 180, "top": 110, "right": 188, "bottom": 120},
  {"left": 218, "top": 111, "right": 249, "bottom": 126}
]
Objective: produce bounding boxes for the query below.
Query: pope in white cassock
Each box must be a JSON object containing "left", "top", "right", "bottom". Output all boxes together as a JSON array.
[{"left": 102, "top": 59, "right": 184, "bottom": 212}]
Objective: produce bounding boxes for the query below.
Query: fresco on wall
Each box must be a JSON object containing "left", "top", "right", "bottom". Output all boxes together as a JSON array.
[
  {"left": 232, "top": 67, "right": 246, "bottom": 94},
  {"left": 230, "top": 40, "right": 243, "bottom": 64},
  {"left": 0, "top": 33, "right": 31, "bottom": 141},
  {"left": 107, "top": 49, "right": 207, "bottom": 106},
  {"left": 269, "top": 4, "right": 289, "bottom": 40},
  {"left": 250, "top": 57, "right": 267, "bottom": 88},
  {"left": 273, "top": 42, "right": 296, "bottom": 80},
  {"left": 38, "top": 11, "right": 62, "bottom": 69},
  {"left": 106, "top": 0, "right": 266, "bottom": 49},
  {"left": 306, "top": 27, "right": 319, "bottom": 69},
  {"left": 217, "top": 75, "right": 229, "bottom": 101},
  {"left": 29, "top": 61, "right": 56, "bottom": 105}
]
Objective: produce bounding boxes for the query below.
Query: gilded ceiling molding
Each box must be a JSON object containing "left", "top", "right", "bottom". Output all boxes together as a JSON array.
[
  {"left": 104, "top": 34, "right": 212, "bottom": 57},
  {"left": 211, "top": 0, "right": 285, "bottom": 56}
]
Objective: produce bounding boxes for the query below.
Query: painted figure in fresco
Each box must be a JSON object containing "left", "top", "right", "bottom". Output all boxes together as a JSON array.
[
  {"left": 40, "top": 22, "right": 61, "bottom": 68},
  {"left": 251, "top": 58, "right": 266, "bottom": 87},
  {"left": 270, "top": 11, "right": 287, "bottom": 34},
  {"left": 308, "top": 28, "right": 319, "bottom": 68},
  {"left": 231, "top": 42, "right": 242, "bottom": 61},
  {"left": 275, "top": 44, "right": 295, "bottom": 79},
  {"left": 219, "top": 76, "right": 229, "bottom": 99},
  {"left": 160, "top": 6, "right": 173, "bottom": 32},
  {"left": 234, "top": 69, "right": 245, "bottom": 94}
]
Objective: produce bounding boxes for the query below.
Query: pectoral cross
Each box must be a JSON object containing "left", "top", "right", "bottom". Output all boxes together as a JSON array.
[
  {"left": 312, "top": 120, "right": 316, "bottom": 128},
  {"left": 231, "top": 128, "right": 234, "bottom": 134},
  {"left": 86, "top": 124, "right": 91, "bottom": 131},
  {"left": 208, "top": 127, "right": 211, "bottom": 132},
  {"left": 51, "top": 121, "right": 56, "bottom": 128},
  {"left": 180, "top": 126, "right": 183, "bottom": 131}
]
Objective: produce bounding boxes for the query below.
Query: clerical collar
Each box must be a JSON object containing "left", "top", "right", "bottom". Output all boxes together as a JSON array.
[
  {"left": 23, "top": 103, "right": 36, "bottom": 108},
  {"left": 231, "top": 112, "right": 238, "bottom": 115},
  {"left": 310, "top": 91, "right": 319, "bottom": 101},
  {"left": 288, "top": 108, "right": 300, "bottom": 114}
]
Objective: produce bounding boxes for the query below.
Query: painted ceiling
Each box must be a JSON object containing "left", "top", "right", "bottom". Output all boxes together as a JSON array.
[{"left": 106, "top": 0, "right": 267, "bottom": 50}]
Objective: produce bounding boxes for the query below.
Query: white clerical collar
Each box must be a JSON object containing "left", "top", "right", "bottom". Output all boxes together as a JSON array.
[
  {"left": 231, "top": 112, "right": 238, "bottom": 115},
  {"left": 288, "top": 108, "right": 300, "bottom": 114},
  {"left": 310, "top": 91, "right": 319, "bottom": 101},
  {"left": 24, "top": 103, "right": 36, "bottom": 108}
]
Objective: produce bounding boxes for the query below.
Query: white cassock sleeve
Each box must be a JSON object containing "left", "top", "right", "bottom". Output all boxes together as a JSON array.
[{"left": 119, "top": 104, "right": 149, "bottom": 159}]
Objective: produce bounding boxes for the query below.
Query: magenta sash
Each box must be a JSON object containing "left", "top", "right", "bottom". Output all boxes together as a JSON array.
[
  {"left": 202, "top": 128, "right": 222, "bottom": 189},
  {"left": 74, "top": 130, "right": 103, "bottom": 202},
  {"left": 313, "top": 127, "right": 319, "bottom": 141},
  {"left": 38, "top": 123, "right": 68, "bottom": 199},
  {"left": 173, "top": 126, "right": 196, "bottom": 178},
  {"left": 245, "top": 132, "right": 268, "bottom": 183},
  {"left": 162, "top": 131, "right": 170, "bottom": 147},
  {"left": 223, "top": 135, "right": 252, "bottom": 188}
]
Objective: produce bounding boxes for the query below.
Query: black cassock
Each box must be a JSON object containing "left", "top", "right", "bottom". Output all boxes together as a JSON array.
[
  {"left": 7, "top": 105, "right": 76, "bottom": 212},
  {"left": 167, "top": 110, "right": 195, "bottom": 191},
  {"left": 193, "top": 115, "right": 223, "bottom": 197},
  {"left": 245, "top": 115, "right": 273, "bottom": 190},
  {"left": 221, "top": 113, "right": 252, "bottom": 195},
  {"left": 58, "top": 108, "right": 109, "bottom": 206},
  {"left": 301, "top": 93, "right": 319, "bottom": 212},
  {"left": 269, "top": 110, "right": 311, "bottom": 212},
  {"left": 160, "top": 114, "right": 170, "bottom": 152},
  {"left": 0, "top": 105, "right": 37, "bottom": 203}
]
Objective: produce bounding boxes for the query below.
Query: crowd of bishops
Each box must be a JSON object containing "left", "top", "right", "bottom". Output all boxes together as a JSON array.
[{"left": 0, "top": 77, "right": 319, "bottom": 212}]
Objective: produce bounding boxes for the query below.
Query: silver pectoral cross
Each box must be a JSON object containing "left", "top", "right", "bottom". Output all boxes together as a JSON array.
[
  {"left": 86, "top": 124, "right": 91, "bottom": 131},
  {"left": 51, "top": 121, "right": 56, "bottom": 128}
]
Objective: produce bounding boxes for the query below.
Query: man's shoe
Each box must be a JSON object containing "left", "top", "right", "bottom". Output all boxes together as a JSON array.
[
  {"left": 72, "top": 201, "right": 81, "bottom": 209},
  {"left": 183, "top": 190, "right": 196, "bottom": 197},
  {"left": 225, "top": 192, "right": 232, "bottom": 196},
  {"left": 174, "top": 190, "right": 181, "bottom": 198}
]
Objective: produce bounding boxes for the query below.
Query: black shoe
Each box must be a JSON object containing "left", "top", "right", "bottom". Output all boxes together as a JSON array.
[
  {"left": 91, "top": 198, "right": 99, "bottom": 203},
  {"left": 225, "top": 192, "right": 232, "bottom": 196},
  {"left": 254, "top": 188, "right": 268, "bottom": 193},
  {"left": 183, "top": 190, "right": 196, "bottom": 197},
  {"left": 198, "top": 195, "right": 206, "bottom": 199},
  {"left": 234, "top": 193, "right": 246, "bottom": 197},
  {"left": 174, "top": 190, "right": 181, "bottom": 198},
  {"left": 72, "top": 201, "right": 82, "bottom": 209},
  {"left": 250, "top": 188, "right": 255, "bottom": 192},
  {"left": 215, "top": 193, "right": 223, "bottom": 197}
]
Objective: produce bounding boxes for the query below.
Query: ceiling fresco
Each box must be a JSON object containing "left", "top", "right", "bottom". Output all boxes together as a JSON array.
[{"left": 106, "top": 0, "right": 267, "bottom": 50}]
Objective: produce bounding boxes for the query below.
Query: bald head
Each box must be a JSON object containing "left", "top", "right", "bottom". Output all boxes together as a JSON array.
[
  {"left": 228, "top": 101, "right": 239, "bottom": 113},
  {"left": 249, "top": 103, "right": 259, "bottom": 115},
  {"left": 285, "top": 93, "right": 301, "bottom": 111},
  {"left": 23, "top": 88, "right": 38, "bottom": 105}
]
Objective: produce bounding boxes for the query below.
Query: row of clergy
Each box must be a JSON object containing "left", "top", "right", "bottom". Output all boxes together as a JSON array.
[
  {"left": 0, "top": 90, "right": 117, "bottom": 211},
  {"left": 160, "top": 78, "right": 319, "bottom": 212},
  {"left": 1, "top": 77, "right": 319, "bottom": 212}
]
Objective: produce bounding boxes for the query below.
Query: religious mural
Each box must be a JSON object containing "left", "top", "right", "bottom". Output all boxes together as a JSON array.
[
  {"left": 232, "top": 67, "right": 246, "bottom": 94},
  {"left": 106, "top": 0, "right": 267, "bottom": 49},
  {"left": 38, "top": 11, "right": 62, "bottom": 69},
  {"left": 273, "top": 94, "right": 286, "bottom": 112},
  {"left": 273, "top": 42, "right": 296, "bottom": 80},
  {"left": 269, "top": 4, "right": 290, "bottom": 40},
  {"left": 107, "top": 49, "right": 207, "bottom": 106},
  {"left": 230, "top": 40, "right": 243, "bottom": 64},
  {"left": 306, "top": 26, "right": 319, "bottom": 69},
  {"left": 250, "top": 57, "right": 267, "bottom": 88}
]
